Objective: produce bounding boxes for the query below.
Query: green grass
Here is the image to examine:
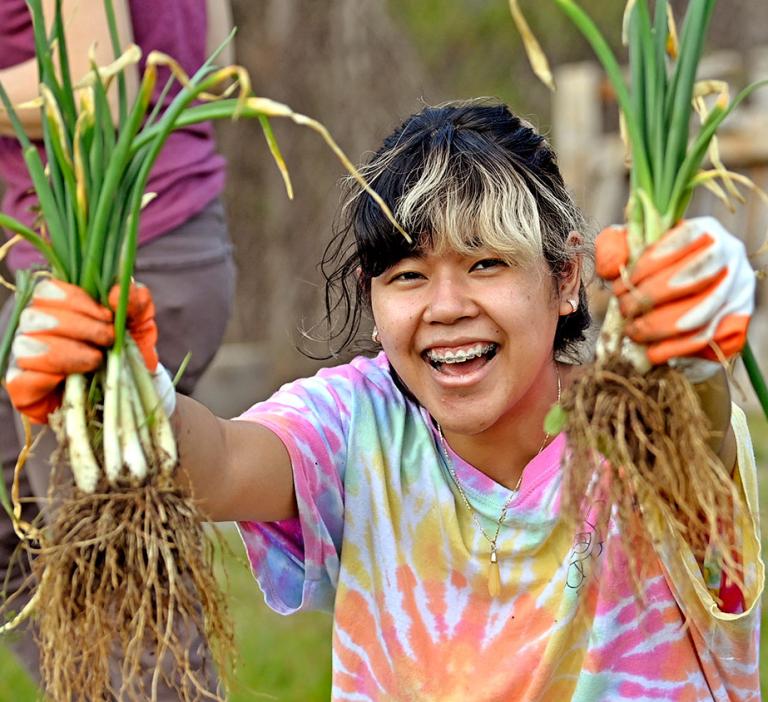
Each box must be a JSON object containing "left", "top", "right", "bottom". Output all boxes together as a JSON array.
[
  {"left": 0, "top": 528, "right": 333, "bottom": 702},
  {"left": 1, "top": 415, "right": 767, "bottom": 701},
  {"left": 216, "top": 531, "right": 333, "bottom": 701}
]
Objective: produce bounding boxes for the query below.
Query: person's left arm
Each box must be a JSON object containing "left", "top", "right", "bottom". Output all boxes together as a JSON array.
[
  {"left": 690, "top": 368, "right": 737, "bottom": 473},
  {"left": 596, "top": 216, "right": 758, "bottom": 613}
]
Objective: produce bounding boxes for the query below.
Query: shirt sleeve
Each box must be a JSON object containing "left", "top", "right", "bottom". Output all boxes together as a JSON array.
[
  {"left": 651, "top": 403, "right": 763, "bottom": 697},
  {"left": 661, "top": 404, "right": 764, "bottom": 618},
  {"left": 235, "top": 368, "right": 356, "bottom": 615}
]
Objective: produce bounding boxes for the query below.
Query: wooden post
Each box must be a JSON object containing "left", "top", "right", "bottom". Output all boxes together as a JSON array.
[
  {"left": 552, "top": 62, "right": 602, "bottom": 213},
  {"left": 749, "top": 46, "right": 768, "bottom": 110}
]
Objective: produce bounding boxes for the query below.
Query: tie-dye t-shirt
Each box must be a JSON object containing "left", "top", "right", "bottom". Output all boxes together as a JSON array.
[{"left": 236, "top": 353, "right": 763, "bottom": 701}]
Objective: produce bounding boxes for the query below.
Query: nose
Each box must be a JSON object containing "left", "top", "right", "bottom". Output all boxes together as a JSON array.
[{"left": 422, "top": 274, "right": 479, "bottom": 324}]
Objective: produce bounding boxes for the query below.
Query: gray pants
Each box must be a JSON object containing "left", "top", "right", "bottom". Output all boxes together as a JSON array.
[{"left": 0, "top": 198, "right": 235, "bottom": 698}]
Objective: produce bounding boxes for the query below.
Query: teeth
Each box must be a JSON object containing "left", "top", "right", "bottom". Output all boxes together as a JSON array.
[{"left": 427, "top": 343, "right": 495, "bottom": 364}]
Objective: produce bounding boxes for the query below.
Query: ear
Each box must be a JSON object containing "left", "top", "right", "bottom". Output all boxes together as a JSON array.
[{"left": 558, "top": 231, "right": 583, "bottom": 317}]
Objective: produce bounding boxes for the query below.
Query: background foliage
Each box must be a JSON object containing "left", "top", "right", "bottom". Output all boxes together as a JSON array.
[{"left": 211, "top": 0, "right": 768, "bottom": 397}]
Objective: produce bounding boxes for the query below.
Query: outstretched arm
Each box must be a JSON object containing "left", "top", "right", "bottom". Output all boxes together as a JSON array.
[
  {"left": 205, "top": 0, "right": 235, "bottom": 67},
  {"left": 173, "top": 394, "right": 297, "bottom": 522},
  {"left": 691, "top": 367, "right": 737, "bottom": 473}
]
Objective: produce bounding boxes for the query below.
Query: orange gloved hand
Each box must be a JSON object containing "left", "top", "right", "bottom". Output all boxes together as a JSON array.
[
  {"left": 108, "top": 283, "right": 159, "bottom": 372},
  {"left": 595, "top": 217, "right": 755, "bottom": 375},
  {"left": 6, "top": 280, "right": 163, "bottom": 424},
  {"left": 5, "top": 279, "right": 114, "bottom": 423}
]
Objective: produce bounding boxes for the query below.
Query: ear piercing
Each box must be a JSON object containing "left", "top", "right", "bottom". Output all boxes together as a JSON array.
[
  {"left": 372, "top": 327, "right": 380, "bottom": 344},
  {"left": 567, "top": 298, "right": 578, "bottom": 313}
]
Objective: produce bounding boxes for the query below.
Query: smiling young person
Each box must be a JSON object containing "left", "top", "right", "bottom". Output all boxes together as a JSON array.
[{"left": 6, "top": 101, "right": 762, "bottom": 700}]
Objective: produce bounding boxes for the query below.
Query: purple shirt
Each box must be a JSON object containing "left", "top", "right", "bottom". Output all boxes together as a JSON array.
[{"left": 0, "top": 0, "right": 227, "bottom": 271}]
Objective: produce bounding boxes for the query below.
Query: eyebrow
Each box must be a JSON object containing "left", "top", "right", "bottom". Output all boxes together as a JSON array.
[{"left": 394, "top": 250, "right": 427, "bottom": 264}]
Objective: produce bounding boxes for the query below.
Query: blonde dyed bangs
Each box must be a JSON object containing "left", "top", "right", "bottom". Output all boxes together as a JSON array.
[{"left": 393, "top": 142, "right": 579, "bottom": 267}]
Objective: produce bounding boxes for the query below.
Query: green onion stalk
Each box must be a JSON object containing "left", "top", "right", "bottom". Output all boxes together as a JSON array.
[
  {"left": 0, "top": 1, "right": 404, "bottom": 699},
  {"left": 512, "top": 0, "right": 766, "bottom": 596}
]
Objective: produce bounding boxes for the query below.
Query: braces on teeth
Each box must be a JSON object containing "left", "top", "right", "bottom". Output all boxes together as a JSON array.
[{"left": 427, "top": 343, "right": 496, "bottom": 364}]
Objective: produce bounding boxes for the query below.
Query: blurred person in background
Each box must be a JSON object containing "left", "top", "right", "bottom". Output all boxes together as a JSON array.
[{"left": 0, "top": 0, "right": 237, "bottom": 696}]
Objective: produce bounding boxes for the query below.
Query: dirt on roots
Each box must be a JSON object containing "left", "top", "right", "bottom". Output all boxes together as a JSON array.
[
  {"left": 31, "top": 472, "right": 234, "bottom": 702},
  {"left": 559, "top": 354, "right": 746, "bottom": 598}
]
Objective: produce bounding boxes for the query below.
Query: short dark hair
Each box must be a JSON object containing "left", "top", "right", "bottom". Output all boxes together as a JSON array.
[{"left": 319, "top": 99, "right": 593, "bottom": 358}]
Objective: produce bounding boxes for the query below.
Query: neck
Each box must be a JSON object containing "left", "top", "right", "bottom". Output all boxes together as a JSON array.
[{"left": 440, "top": 361, "right": 566, "bottom": 490}]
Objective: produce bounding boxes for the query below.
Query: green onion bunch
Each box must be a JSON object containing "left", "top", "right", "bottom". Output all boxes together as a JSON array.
[
  {"left": 511, "top": 0, "right": 766, "bottom": 598},
  {"left": 512, "top": 0, "right": 768, "bottom": 417}
]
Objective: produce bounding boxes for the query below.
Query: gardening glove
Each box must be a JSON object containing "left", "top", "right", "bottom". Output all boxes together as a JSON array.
[
  {"left": 108, "top": 283, "right": 159, "bottom": 372},
  {"left": 108, "top": 283, "right": 176, "bottom": 417},
  {"left": 595, "top": 216, "right": 755, "bottom": 382},
  {"left": 5, "top": 279, "right": 114, "bottom": 423}
]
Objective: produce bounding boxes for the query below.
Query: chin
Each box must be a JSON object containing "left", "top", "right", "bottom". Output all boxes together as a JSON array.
[{"left": 429, "top": 408, "right": 496, "bottom": 437}]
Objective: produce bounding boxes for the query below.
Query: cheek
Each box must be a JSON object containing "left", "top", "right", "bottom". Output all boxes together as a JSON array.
[
  {"left": 370, "top": 289, "right": 387, "bottom": 335},
  {"left": 377, "top": 313, "right": 419, "bottom": 356},
  {"left": 371, "top": 288, "right": 419, "bottom": 353},
  {"left": 495, "top": 290, "right": 559, "bottom": 347}
]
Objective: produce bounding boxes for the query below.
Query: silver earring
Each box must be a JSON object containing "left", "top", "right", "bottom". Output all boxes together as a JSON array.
[
  {"left": 372, "top": 327, "right": 380, "bottom": 344},
  {"left": 567, "top": 298, "right": 578, "bottom": 313}
]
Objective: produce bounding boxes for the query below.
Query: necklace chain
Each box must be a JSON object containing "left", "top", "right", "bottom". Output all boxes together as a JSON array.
[{"left": 435, "top": 364, "right": 562, "bottom": 571}]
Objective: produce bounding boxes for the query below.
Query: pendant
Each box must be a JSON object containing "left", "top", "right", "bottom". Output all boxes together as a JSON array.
[{"left": 488, "top": 547, "right": 501, "bottom": 597}]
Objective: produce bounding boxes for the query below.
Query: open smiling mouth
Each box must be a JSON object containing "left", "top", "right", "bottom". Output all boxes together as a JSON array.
[{"left": 424, "top": 343, "right": 499, "bottom": 375}]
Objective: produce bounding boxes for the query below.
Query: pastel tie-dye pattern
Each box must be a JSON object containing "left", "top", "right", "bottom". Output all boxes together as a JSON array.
[{"left": 237, "top": 353, "right": 763, "bottom": 701}]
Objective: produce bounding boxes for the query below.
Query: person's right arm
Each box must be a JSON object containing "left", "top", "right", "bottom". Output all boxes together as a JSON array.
[
  {"left": 173, "top": 394, "right": 297, "bottom": 523},
  {"left": 0, "top": 0, "right": 137, "bottom": 139},
  {"left": 205, "top": 0, "right": 235, "bottom": 67}
]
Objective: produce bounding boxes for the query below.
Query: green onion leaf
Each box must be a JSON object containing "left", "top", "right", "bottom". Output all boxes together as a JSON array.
[{"left": 544, "top": 403, "right": 568, "bottom": 436}]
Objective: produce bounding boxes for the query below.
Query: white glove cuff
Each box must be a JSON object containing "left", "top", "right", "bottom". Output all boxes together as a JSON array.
[
  {"left": 151, "top": 363, "right": 177, "bottom": 417},
  {"left": 669, "top": 356, "right": 722, "bottom": 385}
]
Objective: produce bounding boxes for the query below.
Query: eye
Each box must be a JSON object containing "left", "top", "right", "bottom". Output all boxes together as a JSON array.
[
  {"left": 391, "top": 270, "right": 425, "bottom": 282},
  {"left": 471, "top": 258, "right": 507, "bottom": 272}
]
